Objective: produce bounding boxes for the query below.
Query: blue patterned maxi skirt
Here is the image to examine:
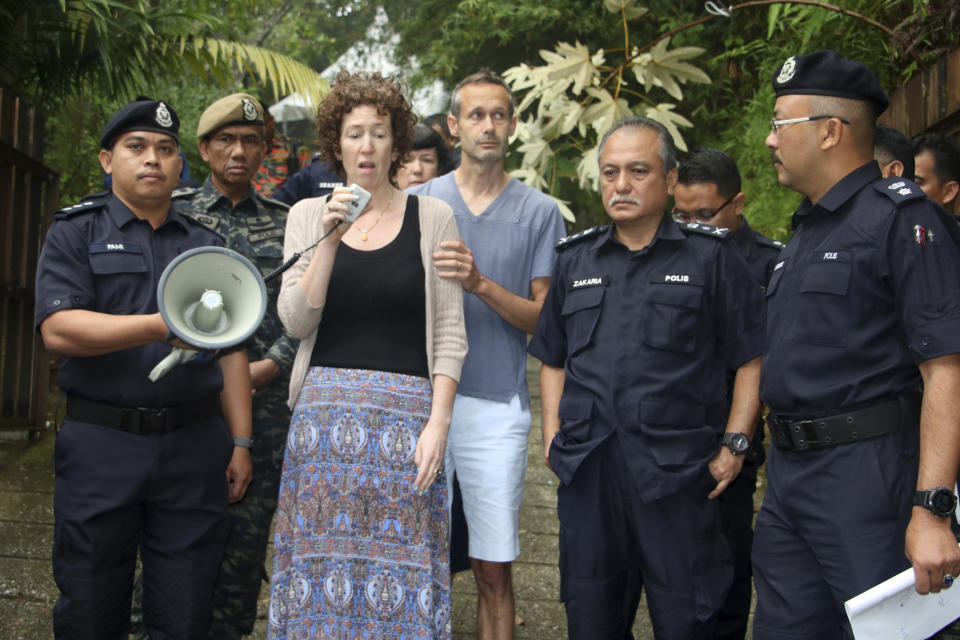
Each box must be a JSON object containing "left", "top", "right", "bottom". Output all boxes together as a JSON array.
[{"left": 268, "top": 367, "right": 451, "bottom": 639}]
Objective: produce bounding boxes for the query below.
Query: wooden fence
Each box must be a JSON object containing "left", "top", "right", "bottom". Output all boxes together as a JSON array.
[
  {"left": 879, "top": 47, "right": 960, "bottom": 139},
  {"left": 0, "top": 89, "right": 58, "bottom": 432}
]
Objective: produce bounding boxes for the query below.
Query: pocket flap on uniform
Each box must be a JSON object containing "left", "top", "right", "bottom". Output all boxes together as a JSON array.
[
  {"left": 561, "top": 286, "right": 604, "bottom": 315},
  {"left": 799, "top": 262, "right": 851, "bottom": 295},
  {"left": 646, "top": 284, "right": 703, "bottom": 309},
  {"left": 640, "top": 398, "right": 705, "bottom": 426},
  {"left": 88, "top": 249, "right": 148, "bottom": 275},
  {"left": 558, "top": 395, "right": 593, "bottom": 420}
]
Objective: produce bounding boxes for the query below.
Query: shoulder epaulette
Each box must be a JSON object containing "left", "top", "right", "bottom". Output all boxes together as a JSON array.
[
  {"left": 680, "top": 221, "right": 731, "bottom": 239},
  {"left": 257, "top": 193, "right": 291, "bottom": 210},
  {"left": 556, "top": 225, "right": 607, "bottom": 251},
  {"left": 873, "top": 178, "right": 926, "bottom": 207},
  {"left": 754, "top": 233, "right": 786, "bottom": 250},
  {"left": 171, "top": 186, "right": 200, "bottom": 200},
  {"left": 53, "top": 191, "right": 110, "bottom": 219}
]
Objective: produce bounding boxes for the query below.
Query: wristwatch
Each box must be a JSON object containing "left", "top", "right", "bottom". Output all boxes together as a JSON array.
[
  {"left": 721, "top": 432, "right": 751, "bottom": 456},
  {"left": 233, "top": 436, "right": 254, "bottom": 449},
  {"left": 913, "top": 487, "right": 958, "bottom": 518}
]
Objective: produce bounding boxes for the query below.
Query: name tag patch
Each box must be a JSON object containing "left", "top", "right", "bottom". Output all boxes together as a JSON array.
[
  {"left": 88, "top": 242, "right": 143, "bottom": 254},
  {"left": 569, "top": 276, "right": 607, "bottom": 290}
]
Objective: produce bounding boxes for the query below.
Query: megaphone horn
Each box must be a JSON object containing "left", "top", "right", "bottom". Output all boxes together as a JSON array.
[{"left": 149, "top": 246, "right": 267, "bottom": 381}]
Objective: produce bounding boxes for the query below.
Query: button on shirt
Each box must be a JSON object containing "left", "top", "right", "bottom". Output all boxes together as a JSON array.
[
  {"left": 760, "top": 163, "right": 960, "bottom": 418},
  {"left": 34, "top": 193, "right": 226, "bottom": 408},
  {"left": 528, "top": 216, "right": 765, "bottom": 502}
]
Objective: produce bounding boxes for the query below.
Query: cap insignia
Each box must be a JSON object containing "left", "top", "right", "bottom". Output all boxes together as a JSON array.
[
  {"left": 155, "top": 102, "right": 173, "bottom": 128},
  {"left": 776, "top": 57, "right": 797, "bottom": 85},
  {"left": 241, "top": 98, "right": 259, "bottom": 121}
]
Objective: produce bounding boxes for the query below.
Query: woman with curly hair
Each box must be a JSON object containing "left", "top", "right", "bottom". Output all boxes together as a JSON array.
[{"left": 268, "top": 70, "right": 467, "bottom": 639}]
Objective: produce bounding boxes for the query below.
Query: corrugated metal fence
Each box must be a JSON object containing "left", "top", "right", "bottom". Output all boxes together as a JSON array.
[{"left": 0, "top": 88, "right": 58, "bottom": 432}]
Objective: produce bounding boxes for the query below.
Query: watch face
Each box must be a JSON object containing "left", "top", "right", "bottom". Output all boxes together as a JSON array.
[
  {"left": 932, "top": 489, "right": 958, "bottom": 515},
  {"left": 724, "top": 433, "right": 750, "bottom": 454}
]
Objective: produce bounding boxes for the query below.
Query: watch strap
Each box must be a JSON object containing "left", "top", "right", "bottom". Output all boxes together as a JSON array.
[{"left": 233, "top": 436, "right": 253, "bottom": 449}]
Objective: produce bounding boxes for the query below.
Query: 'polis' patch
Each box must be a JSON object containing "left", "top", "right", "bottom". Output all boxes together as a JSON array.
[
  {"left": 569, "top": 276, "right": 607, "bottom": 290},
  {"left": 651, "top": 273, "right": 703, "bottom": 285}
]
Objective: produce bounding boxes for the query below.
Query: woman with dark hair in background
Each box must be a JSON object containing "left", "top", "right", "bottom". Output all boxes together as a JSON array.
[
  {"left": 397, "top": 123, "right": 452, "bottom": 190},
  {"left": 267, "top": 70, "right": 466, "bottom": 639}
]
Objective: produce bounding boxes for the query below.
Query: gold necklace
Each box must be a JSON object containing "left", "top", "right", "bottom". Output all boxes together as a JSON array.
[{"left": 354, "top": 189, "right": 395, "bottom": 241}]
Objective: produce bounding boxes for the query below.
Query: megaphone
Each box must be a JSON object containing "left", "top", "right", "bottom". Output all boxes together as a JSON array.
[{"left": 150, "top": 246, "right": 267, "bottom": 381}]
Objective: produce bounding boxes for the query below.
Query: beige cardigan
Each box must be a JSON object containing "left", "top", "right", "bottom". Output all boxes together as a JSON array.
[{"left": 278, "top": 194, "right": 468, "bottom": 409}]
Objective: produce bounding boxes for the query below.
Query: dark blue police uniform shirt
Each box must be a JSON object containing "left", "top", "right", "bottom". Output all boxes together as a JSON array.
[
  {"left": 731, "top": 217, "right": 784, "bottom": 290},
  {"left": 528, "top": 215, "right": 765, "bottom": 502},
  {"left": 34, "top": 192, "right": 227, "bottom": 408},
  {"left": 271, "top": 159, "right": 343, "bottom": 206},
  {"left": 760, "top": 162, "right": 960, "bottom": 418}
]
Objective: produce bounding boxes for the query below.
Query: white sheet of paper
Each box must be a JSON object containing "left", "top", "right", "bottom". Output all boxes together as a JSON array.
[{"left": 845, "top": 560, "right": 960, "bottom": 640}]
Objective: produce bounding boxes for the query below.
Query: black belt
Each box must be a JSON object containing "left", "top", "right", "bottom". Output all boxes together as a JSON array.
[
  {"left": 767, "top": 393, "right": 920, "bottom": 452},
  {"left": 66, "top": 395, "right": 221, "bottom": 436}
]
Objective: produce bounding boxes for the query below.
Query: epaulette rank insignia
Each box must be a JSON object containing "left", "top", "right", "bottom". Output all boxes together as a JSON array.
[
  {"left": 172, "top": 186, "right": 200, "bottom": 199},
  {"left": 756, "top": 235, "right": 786, "bottom": 250},
  {"left": 874, "top": 179, "right": 925, "bottom": 207},
  {"left": 681, "top": 221, "right": 731, "bottom": 239},
  {"left": 556, "top": 225, "right": 607, "bottom": 251},
  {"left": 54, "top": 191, "right": 110, "bottom": 219}
]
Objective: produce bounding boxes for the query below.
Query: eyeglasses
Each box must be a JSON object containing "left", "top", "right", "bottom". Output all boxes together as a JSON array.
[
  {"left": 672, "top": 192, "right": 737, "bottom": 222},
  {"left": 770, "top": 115, "right": 851, "bottom": 135}
]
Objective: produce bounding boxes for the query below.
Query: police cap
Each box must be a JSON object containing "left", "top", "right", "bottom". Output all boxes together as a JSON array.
[
  {"left": 197, "top": 93, "right": 264, "bottom": 140},
  {"left": 772, "top": 50, "right": 889, "bottom": 116},
  {"left": 100, "top": 100, "right": 180, "bottom": 149}
]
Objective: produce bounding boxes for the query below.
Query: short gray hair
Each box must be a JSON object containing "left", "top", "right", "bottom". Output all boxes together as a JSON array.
[
  {"left": 450, "top": 69, "right": 516, "bottom": 119},
  {"left": 598, "top": 116, "right": 677, "bottom": 174}
]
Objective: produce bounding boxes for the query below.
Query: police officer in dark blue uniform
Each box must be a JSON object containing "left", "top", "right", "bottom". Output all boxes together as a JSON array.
[
  {"left": 271, "top": 154, "right": 343, "bottom": 206},
  {"left": 673, "top": 147, "right": 784, "bottom": 640},
  {"left": 35, "top": 99, "right": 254, "bottom": 639},
  {"left": 753, "top": 50, "right": 960, "bottom": 640},
  {"left": 528, "top": 116, "right": 765, "bottom": 640}
]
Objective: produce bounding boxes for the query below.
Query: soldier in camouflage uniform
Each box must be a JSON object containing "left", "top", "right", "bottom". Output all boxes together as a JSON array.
[{"left": 156, "top": 93, "right": 296, "bottom": 639}]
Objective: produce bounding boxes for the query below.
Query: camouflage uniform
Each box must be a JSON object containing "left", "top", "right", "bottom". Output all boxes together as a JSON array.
[
  {"left": 179, "top": 177, "right": 296, "bottom": 638},
  {"left": 251, "top": 132, "right": 310, "bottom": 198}
]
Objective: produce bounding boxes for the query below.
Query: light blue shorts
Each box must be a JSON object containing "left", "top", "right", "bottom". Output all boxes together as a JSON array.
[{"left": 445, "top": 393, "right": 530, "bottom": 562}]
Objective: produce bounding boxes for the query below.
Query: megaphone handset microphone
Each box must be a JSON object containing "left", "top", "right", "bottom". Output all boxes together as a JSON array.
[
  {"left": 150, "top": 246, "right": 267, "bottom": 381},
  {"left": 264, "top": 183, "right": 371, "bottom": 283}
]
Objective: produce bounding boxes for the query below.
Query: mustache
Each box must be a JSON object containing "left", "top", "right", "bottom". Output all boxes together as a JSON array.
[
  {"left": 770, "top": 151, "right": 781, "bottom": 165},
  {"left": 608, "top": 195, "right": 641, "bottom": 207}
]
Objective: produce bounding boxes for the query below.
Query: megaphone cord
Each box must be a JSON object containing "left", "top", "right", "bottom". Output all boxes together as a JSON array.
[{"left": 264, "top": 220, "right": 343, "bottom": 283}]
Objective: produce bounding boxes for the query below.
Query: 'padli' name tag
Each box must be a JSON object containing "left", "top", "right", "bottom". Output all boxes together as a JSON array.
[{"left": 569, "top": 276, "right": 607, "bottom": 290}]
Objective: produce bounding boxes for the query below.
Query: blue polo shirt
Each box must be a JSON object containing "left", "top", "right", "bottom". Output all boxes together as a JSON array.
[
  {"left": 528, "top": 215, "right": 765, "bottom": 501},
  {"left": 409, "top": 173, "right": 566, "bottom": 408},
  {"left": 760, "top": 163, "right": 960, "bottom": 418},
  {"left": 35, "top": 193, "right": 226, "bottom": 408}
]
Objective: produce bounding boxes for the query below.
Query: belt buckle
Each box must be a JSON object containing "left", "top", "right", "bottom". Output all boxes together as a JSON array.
[
  {"left": 787, "top": 419, "right": 817, "bottom": 451},
  {"left": 138, "top": 406, "right": 171, "bottom": 436}
]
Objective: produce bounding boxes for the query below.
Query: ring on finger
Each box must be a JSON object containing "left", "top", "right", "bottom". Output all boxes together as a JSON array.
[{"left": 945, "top": 574, "right": 955, "bottom": 588}]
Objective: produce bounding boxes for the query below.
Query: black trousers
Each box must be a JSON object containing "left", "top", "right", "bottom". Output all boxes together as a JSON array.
[
  {"left": 52, "top": 418, "right": 233, "bottom": 639},
  {"left": 556, "top": 435, "right": 732, "bottom": 640}
]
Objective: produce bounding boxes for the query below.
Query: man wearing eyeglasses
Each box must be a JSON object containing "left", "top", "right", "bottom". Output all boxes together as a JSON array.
[
  {"left": 674, "top": 147, "right": 783, "bottom": 640},
  {"left": 753, "top": 50, "right": 960, "bottom": 640}
]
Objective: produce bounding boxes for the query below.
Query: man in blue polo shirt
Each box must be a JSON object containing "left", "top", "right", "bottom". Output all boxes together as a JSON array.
[{"left": 410, "top": 69, "right": 566, "bottom": 639}]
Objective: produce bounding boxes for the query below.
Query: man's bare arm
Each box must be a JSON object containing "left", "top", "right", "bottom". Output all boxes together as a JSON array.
[
  {"left": 540, "top": 363, "right": 565, "bottom": 471},
  {"left": 708, "top": 356, "right": 762, "bottom": 499},
  {"left": 433, "top": 240, "right": 549, "bottom": 333},
  {"left": 40, "top": 309, "right": 168, "bottom": 357},
  {"left": 907, "top": 354, "right": 960, "bottom": 594}
]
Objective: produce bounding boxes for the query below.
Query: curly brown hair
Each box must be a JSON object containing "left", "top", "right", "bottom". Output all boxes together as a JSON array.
[{"left": 314, "top": 70, "right": 416, "bottom": 184}]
